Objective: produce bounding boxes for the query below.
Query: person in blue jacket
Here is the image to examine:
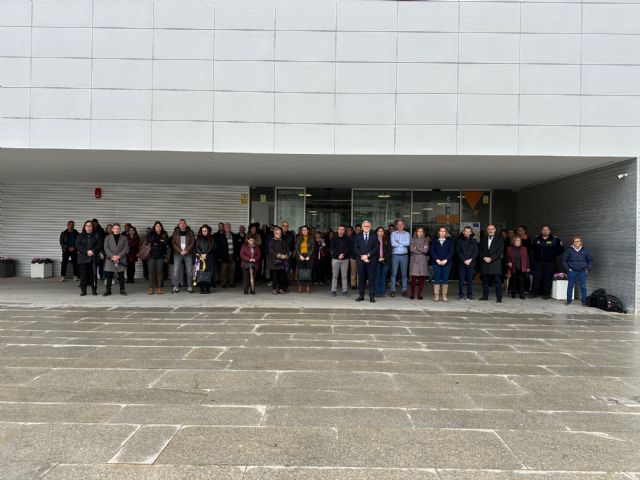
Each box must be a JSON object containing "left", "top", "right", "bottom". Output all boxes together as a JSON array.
[
  {"left": 562, "top": 236, "right": 594, "bottom": 306},
  {"left": 430, "top": 226, "right": 454, "bottom": 302}
]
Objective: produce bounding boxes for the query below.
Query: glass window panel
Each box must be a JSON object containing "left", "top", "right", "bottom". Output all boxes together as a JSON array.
[
  {"left": 305, "top": 188, "right": 351, "bottom": 233},
  {"left": 276, "top": 187, "right": 305, "bottom": 232},
  {"left": 411, "top": 190, "right": 460, "bottom": 237},
  {"left": 250, "top": 186, "right": 274, "bottom": 227},
  {"left": 352, "top": 190, "right": 411, "bottom": 229}
]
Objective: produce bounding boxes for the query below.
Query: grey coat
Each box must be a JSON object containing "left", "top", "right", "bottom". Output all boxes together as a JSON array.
[
  {"left": 104, "top": 234, "right": 129, "bottom": 273},
  {"left": 409, "top": 237, "right": 430, "bottom": 277}
]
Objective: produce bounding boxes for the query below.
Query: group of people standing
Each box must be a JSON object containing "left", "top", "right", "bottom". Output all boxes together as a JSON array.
[{"left": 59, "top": 218, "right": 593, "bottom": 305}]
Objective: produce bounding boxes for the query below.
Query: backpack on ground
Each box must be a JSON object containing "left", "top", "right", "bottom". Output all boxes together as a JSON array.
[{"left": 587, "top": 289, "right": 627, "bottom": 313}]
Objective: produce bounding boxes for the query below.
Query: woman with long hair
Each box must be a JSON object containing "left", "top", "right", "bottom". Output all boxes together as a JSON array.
[
  {"left": 147, "top": 221, "right": 170, "bottom": 295},
  {"left": 194, "top": 224, "right": 216, "bottom": 294},
  {"left": 76, "top": 219, "right": 103, "bottom": 296},
  {"left": 409, "top": 227, "right": 429, "bottom": 300},
  {"left": 125, "top": 226, "right": 140, "bottom": 284},
  {"left": 373, "top": 226, "right": 391, "bottom": 297},
  {"left": 429, "top": 226, "right": 454, "bottom": 302}
]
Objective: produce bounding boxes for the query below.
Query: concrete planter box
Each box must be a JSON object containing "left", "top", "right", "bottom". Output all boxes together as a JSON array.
[
  {"left": 31, "top": 263, "right": 53, "bottom": 279},
  {"left": 0, "top": 261, "right": 16, "bottom": 278},
  {"left": 552, "top": 279, "right": 573, "bottom": 301}
]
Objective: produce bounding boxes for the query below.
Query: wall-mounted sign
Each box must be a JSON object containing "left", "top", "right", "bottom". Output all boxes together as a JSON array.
[{"left": 240, "top": 193, "right": 248, "bottom": 205}]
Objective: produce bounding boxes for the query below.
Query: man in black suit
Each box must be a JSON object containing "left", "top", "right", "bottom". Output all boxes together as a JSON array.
[
  {"left": 478, "top": 224, "right": 504, "bottom": 303},
  {"left": 353, "top": 220, "right": 378, "bottom": 303}
]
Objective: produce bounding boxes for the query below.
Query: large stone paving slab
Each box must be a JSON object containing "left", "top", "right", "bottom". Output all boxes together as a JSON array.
[{"left": 0, "top": 303, "right": 636, "bottom": 479}]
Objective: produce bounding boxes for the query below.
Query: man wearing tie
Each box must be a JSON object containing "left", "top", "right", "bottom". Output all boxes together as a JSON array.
[
  {"left": 353, "top": 220, "right": 378, "bottom": 303},
  {"left": 478, "top": 224, "right": 504, "bottom": 303}
]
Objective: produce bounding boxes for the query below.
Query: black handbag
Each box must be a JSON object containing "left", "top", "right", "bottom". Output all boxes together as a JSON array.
[{"left": 196, "top": 271, "right": 213, "bottom": 284}]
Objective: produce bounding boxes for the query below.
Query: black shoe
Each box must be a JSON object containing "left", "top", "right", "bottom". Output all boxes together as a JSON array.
[
  {"left": 250, "top": 290, "right": 256, "bottom": 295},
  {"left": 80, "top": 291, "right": 87, "bottom": 297},
  {"left": 458, "top": 296, "right": 464, "bottom": 300},
  {"left": 478, "top": 297, "right": 488, "bottom": 301},
  {"left": 103, "top": 291, "right": 111, "bottom": 297},
  {"left": 330, "top": 291, "right": 337, "bottom": 297},
  {"left": 511, "top": 293, "right": 516, "bottom": 299},
  {"left": 355, "top": 297, "right": 365, "bottom": 302},
  {"left": 496, "top": 298, "right": 502, "bottom": 303},
  {"left": 92, "top": 290, "right": 98, "bottom": 296},
  {"left": 530, "top": 293, "right": 538, "bottom": 298},
  {"left": 467, "top": 296, "right": 473, "bottom": 301},
  {"left": 229, "top": 284, "right": 236, "bottom": 288},
  {"left": 519, "top": 294, "right": 525, "bottom": 299},
  {"left": 370, "top": 297, "right": 376, "bottom": 303},
  {"left": 244, "top": 290, "right": 249, "bottom": 295},
  {"left": 542, "top": 295, "right": 550, "bottom": 300},
  {"left": 120, "top": 291, "right": 127, "bottom": 296}
]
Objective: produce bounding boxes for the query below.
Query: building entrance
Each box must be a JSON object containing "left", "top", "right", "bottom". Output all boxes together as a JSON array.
[{"left": 251, "top": 187, "right": 492, "bottom": 237}]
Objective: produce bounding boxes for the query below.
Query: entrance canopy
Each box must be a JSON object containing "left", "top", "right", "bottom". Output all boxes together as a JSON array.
[{"left": 0, "top": 149, "right": 628, "bottom": 190}]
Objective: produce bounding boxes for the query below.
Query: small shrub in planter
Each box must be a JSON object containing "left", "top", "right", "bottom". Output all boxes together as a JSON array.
[
  {"left": 30, "top": 258, "right": 53, "bottom": 279},
  {"left": 0, "top": 258, "right": 16, "bottom": 278},
  {"left": 31, "top": 258, "right": 53, "bottom": 264}
]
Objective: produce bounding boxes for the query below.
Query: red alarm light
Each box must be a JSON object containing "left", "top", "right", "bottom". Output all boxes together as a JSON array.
[{"left": 95, "top": 188, "right": 102, "bottom": 199}]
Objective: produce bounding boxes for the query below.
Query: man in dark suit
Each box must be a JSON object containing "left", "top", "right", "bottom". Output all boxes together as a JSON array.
[
  {"left": 478, "top": 224, "right": 504, "bottom": 303},
  {"left": 353, "top": 220, "right": 378, "bottom": 303}
]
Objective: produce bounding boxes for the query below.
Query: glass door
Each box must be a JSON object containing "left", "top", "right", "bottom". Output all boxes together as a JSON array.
[
  {"left": 249, "top": 186, "right": 275, "bottom": 227},
  {"left": 352, "top": 189, "right": 411, "bottom": 229},
  {"left": 275, "top": 187, "right": 306, "bottom": 233},
  {"left": 305, "top": 188, "right": 351, "bottom": 232},
  {"left": 411, "top": 190, "right": 461, "bottom": 237}
]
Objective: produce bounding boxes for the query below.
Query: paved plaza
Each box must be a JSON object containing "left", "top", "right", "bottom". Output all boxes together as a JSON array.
[{"left": 0, "top": 280, "right": 638, "bottom": 479}]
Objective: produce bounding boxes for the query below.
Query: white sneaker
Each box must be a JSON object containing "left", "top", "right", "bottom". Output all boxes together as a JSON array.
[{"left": 59, "top": 277, "right": 65, "bottom": 282}]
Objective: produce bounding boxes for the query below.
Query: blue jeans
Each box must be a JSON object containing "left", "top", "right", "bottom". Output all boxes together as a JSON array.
[
  {"left": 567, "top": 270, "right": 587, "bottom": 304},
  {"left": 374, "top": 262, "right": 389, "bottom": 295},
  {"left": 172, "top": 254, "right": 193, "bottom": 289},
  {"left": 433, "top": 263, "right": 451, "bottom": 284},
  {"left": 458, "top": 264, "right": 474, "bottom": 298},
  {"left": 390, "top": 254, "right": 408, "bottom": 292}
]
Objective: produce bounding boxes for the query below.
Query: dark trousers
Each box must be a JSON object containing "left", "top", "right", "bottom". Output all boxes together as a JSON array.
[
  {"left": 271, "top": 269, "right": 286, "bottom": 291},
  {"left": 126, "top": 262, "right": 136, "bottom": 282},
  {"left": 356, "top": 260, "right": 375, "bottom": 298},
  {"left": 458, "top": 264, "right": 474, "bottom": 299},
  {"left": 105, "top": 271, "right": 125, "bottom": 292},
  {"left": 511, "top": 270, "right": 527, "bottom": 296},
  {"left": 482, "top": 274, "right": 503, "bottom": 300},
  {"left": 148, "top": 258, "right": 165, "bottom": 289},
  {"left": 79, "top": 263, "right": 97, "bottom": 292},
  {"left": 281, "top": 263, "right": 290, "bottom": 291},
  {"left": 410, "top": 275, "right": 426, "bottom": 297},
  {"left": 61, "top": 250, "right": 78, "bottom": 277},
  {"left": 533, "top": 261, "right": 555, "bottom": 296},
  {"left": 243, "top": 266, "right": 257, "bottom": 292},
  {"left": 142, "top": 259, "right": 149, "bottom": 280}
]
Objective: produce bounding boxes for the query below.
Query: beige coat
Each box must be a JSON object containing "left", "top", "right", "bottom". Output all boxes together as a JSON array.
[{"left": 409, "top": 237, "right": 429, "bottom": 277}]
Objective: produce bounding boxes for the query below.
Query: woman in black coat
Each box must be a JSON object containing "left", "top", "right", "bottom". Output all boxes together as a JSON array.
[
  {"left": 76, "top": 219, "right": 103, "bottom": 296},
  {"left": 194, "top": 225, "right": 216, "bottom": 294}
]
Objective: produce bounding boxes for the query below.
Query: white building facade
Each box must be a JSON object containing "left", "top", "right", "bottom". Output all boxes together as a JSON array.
[{"left": 1, "top": 0, "right": 639, "bottom": 311}]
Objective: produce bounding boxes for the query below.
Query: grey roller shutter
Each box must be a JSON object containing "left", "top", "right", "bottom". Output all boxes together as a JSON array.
[{"left": 0, "top": 182, "right": 249, "bottom": 276}]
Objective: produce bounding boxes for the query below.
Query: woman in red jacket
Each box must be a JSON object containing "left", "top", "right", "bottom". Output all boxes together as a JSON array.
[
  {"left": 240, "top": 234, "right": 261, "bottom": 295},
  {"left": 506, "top": 236, "right": 530, "bottom": 299}
]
